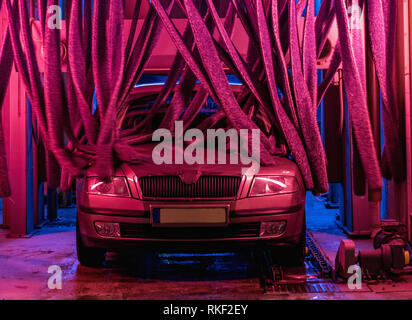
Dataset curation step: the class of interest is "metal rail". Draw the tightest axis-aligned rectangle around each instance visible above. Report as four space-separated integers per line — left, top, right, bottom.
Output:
256 232 335 294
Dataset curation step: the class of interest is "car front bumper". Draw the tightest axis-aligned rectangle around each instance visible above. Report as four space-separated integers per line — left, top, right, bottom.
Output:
77 198 305 250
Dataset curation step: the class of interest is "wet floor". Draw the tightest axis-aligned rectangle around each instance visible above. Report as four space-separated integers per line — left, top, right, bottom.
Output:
1 196 412 300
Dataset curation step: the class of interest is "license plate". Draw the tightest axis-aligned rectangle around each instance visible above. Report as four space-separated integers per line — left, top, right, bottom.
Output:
152 207 227 226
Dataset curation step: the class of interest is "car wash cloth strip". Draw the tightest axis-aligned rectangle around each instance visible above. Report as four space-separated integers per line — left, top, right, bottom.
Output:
162 2 237 131
4 0 62 188
151 0 275 166
68 0 98 145
0 1 13 197
0 0 386 198
95 2 167 179
288 0 328 194
255 0 314 189
367 0 406 181
10 0 86 182
44 0 88 179
182 0 276 165
159 4 212 131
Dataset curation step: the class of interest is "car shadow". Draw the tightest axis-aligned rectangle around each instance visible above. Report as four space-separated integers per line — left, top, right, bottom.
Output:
99 250 259 281
73 246 309 283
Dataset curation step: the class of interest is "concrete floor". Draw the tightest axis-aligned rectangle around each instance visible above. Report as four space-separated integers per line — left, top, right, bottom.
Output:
0 195 412 300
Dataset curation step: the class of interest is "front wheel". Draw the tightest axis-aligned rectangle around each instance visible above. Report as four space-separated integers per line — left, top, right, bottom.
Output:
285 222 307 266
76 221 106 267
270 221 307 266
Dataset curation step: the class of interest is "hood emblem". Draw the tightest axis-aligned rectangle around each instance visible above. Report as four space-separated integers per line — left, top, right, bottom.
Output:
179 170 201 184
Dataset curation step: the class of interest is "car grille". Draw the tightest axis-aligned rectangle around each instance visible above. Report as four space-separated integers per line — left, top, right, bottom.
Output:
138 175 242 199
119 223 260 239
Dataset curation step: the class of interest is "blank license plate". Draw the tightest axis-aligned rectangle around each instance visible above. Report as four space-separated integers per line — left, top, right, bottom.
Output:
152 207 227 226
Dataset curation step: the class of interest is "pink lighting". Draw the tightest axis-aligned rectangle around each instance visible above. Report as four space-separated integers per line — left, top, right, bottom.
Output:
0 0 403 200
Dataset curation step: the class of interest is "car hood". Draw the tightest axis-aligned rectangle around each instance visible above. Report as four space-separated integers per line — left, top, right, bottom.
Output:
122 143 299 178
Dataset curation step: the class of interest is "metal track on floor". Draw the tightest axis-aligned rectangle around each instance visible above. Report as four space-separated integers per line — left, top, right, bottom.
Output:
257 231 338 294
305 231 333 278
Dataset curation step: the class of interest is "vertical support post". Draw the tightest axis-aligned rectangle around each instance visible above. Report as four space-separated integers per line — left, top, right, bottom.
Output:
406 0 412 241
47 187 58 221
26 100 34 232
32 131 40 225
3 69 34 237
0 0 9 228
322 71 344 206
379 0 407 225
37 182 45 224
383 0 409 230
61 191 72 207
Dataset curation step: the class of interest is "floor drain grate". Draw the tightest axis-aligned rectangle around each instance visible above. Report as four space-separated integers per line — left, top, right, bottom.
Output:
267 281 342 294
257 231 338 294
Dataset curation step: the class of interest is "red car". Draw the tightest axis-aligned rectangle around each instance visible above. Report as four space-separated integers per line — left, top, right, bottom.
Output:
76 83 306 267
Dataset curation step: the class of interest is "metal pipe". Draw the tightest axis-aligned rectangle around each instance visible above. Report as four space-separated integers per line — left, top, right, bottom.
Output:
406 0 412 241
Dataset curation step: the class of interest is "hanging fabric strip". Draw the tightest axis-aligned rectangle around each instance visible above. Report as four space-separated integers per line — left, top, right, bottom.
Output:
44 0 86 178
0 0 388 199
255 0 314 189
335 0 382 194
68 0 98 145
367 0 406 181
288 0 328 193
182 0 275 164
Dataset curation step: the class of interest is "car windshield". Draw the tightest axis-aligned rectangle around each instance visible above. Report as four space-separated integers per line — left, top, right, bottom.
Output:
119 74 244 133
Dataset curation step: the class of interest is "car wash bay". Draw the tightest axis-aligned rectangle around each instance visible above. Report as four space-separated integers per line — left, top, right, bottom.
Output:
0 0 412 300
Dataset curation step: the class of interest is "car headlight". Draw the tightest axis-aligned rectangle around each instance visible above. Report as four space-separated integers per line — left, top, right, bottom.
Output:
86 177 131 197
249 176 299 197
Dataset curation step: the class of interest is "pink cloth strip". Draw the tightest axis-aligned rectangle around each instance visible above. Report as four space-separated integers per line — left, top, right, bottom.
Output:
0 0 401 199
